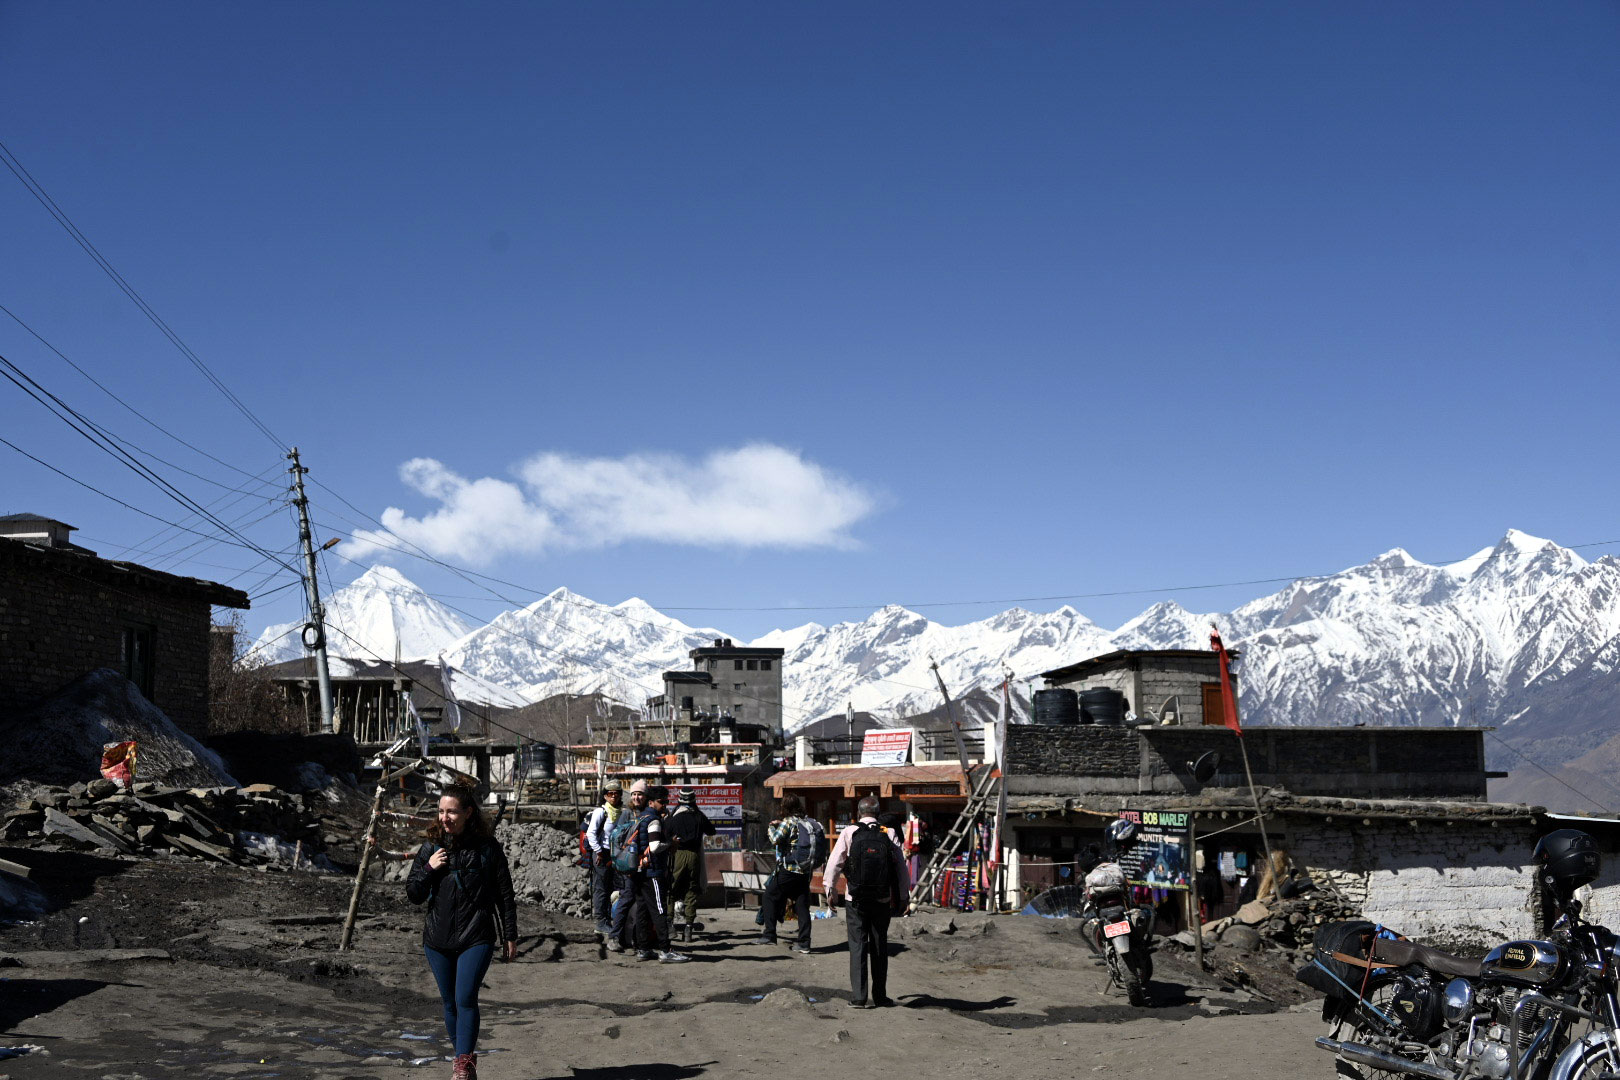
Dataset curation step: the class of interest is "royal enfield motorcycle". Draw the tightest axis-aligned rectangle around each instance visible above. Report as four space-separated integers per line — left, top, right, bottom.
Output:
1303 830 1620 1080
1080 819 1155 1007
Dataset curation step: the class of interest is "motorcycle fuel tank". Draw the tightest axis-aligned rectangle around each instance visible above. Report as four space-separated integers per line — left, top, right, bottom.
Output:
1479 940 1565 987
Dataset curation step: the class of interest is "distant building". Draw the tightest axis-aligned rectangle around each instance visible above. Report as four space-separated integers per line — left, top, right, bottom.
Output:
1038 648 1236 727
0 514 249 736
644 637 787 745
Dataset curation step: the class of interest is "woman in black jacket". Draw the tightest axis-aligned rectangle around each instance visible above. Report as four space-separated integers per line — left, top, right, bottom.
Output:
406 784 518 1080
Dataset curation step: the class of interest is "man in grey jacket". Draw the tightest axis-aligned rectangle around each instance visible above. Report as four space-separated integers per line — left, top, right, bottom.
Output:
583 780 622 937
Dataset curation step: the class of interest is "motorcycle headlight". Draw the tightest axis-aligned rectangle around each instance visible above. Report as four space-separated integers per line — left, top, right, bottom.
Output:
1441 978 1474 1024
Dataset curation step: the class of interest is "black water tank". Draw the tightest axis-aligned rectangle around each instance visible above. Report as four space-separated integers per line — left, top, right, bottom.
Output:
1031 688 1079 725
1080 688 1126 727
525 742 556 780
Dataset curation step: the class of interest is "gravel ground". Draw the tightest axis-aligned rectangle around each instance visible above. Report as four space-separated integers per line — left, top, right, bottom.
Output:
0 842 1329 1080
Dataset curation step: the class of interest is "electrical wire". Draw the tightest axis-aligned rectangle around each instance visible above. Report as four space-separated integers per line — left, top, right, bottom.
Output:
0 351 299 576
0 140 286 451
1484 731 1612 815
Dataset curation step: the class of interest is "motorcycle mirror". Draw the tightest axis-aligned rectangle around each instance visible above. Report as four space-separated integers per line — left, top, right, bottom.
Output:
1189 751 1220 784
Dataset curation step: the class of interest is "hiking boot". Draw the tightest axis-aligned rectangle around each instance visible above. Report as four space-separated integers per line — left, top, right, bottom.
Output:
635 950 656 961
790 943 812 954
751 936 776 946
604 939 625 953
873 995 895 1008
848 998 871 1009
658 949 691 963
452 1052 477 1080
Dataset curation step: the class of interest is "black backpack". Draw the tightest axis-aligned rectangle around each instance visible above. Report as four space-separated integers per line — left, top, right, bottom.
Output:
844 821 895 902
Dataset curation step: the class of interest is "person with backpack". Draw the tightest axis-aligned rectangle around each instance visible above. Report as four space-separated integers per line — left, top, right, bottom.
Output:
405 783 519 1080
583 779 623 938
605 780 647 953
666 787 717 944
754 793 826 954
615 783 690 963
823 795 910 1008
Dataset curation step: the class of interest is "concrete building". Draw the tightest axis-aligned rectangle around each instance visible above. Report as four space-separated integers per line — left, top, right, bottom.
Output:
0 516 249 736
644 637 786 745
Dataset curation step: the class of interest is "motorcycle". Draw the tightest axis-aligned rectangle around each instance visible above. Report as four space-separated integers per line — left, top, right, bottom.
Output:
1080 820 1154 1007
1303 829 1620 1080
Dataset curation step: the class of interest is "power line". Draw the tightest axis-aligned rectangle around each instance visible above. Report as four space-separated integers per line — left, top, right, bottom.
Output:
0 139 285 451
1485 730 1612 815
0 351 299 577
0 299 276 487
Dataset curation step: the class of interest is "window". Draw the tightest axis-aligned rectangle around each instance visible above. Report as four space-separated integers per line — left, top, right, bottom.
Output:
733 683 743 691
122 627 155 699
734 659 744 671
760 659 772 671
746 658 759 671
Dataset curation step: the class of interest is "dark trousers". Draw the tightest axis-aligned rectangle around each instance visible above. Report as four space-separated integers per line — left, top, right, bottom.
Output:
846 899 893 1001
610 869 634 945
670 849 704 924
422 942 494 1055
591 855 614 928
629 870 671 952
759 869 811 946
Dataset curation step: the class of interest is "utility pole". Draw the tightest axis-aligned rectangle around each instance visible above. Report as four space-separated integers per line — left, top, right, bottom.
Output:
927 656 972 772
288 447 335 734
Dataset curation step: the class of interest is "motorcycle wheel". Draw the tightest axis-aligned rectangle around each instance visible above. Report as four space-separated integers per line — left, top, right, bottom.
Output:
1121 953 1148 1007
1554 1039 1620 1080
1332 979 1416 1080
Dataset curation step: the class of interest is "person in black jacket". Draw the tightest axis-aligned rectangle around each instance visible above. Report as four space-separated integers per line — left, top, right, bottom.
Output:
406 784 518 1080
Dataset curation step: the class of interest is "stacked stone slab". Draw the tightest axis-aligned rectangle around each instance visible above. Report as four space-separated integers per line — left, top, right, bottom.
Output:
2 778 323 865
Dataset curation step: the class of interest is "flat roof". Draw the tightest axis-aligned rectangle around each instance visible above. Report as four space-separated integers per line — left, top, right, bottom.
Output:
1040 648 1234 683
0 534 249 608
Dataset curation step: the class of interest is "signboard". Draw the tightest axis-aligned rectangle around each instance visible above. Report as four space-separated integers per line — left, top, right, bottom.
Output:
695 783 743 852
860 730 912 766
1114 809 1191 891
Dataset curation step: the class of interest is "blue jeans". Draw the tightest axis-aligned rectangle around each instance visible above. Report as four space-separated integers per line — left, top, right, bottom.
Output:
423 942 494 1055
610 869 634 945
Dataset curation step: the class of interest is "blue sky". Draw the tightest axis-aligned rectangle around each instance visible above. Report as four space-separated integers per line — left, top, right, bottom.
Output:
2 3 1616 643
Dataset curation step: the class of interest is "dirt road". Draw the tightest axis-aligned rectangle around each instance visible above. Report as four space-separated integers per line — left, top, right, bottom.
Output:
1 849 1328 1079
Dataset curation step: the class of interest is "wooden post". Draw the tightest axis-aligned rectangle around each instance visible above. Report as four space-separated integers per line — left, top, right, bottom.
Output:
1187 815 1204 970
1234 734 1276 880
339 758 420 952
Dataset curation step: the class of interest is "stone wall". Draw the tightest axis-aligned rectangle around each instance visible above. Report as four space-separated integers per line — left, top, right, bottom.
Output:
0 543 222 736
1289 818 1541 949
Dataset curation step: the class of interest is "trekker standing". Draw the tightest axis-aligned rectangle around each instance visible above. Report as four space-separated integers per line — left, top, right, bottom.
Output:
627 785 690 963
405 783 519 1080
824 795 910 1008
666 787 716 943
755 793 825 954
605 780 647 953
583 779 623 938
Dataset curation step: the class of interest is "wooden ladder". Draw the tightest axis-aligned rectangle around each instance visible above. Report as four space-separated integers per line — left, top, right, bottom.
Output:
908 764 1000 910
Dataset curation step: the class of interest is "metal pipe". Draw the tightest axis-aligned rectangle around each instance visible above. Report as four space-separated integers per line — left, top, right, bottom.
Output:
1315 1037 1458 1080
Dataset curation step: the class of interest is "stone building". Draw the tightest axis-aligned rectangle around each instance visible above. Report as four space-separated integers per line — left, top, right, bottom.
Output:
0 516 249 736
1038 648 1234 727
643 638 786 744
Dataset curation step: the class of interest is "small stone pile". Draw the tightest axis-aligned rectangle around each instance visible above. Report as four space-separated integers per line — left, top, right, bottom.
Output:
495 821 591 918
2 778 324 866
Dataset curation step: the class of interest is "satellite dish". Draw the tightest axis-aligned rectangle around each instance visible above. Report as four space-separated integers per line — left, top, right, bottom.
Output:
1189 751 1220 784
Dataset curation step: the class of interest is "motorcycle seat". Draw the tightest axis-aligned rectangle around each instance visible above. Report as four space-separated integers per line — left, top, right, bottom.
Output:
1371 937 1483 979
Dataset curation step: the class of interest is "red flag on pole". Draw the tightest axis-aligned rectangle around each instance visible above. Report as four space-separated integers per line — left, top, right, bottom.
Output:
1209 626 1243 737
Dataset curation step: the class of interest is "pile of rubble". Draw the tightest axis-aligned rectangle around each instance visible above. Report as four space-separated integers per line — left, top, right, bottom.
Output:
495 821 591 918
1173 886 1363 954
2 778 326 867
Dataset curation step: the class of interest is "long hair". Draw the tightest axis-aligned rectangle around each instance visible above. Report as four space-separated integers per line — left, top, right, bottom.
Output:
425 783 489 847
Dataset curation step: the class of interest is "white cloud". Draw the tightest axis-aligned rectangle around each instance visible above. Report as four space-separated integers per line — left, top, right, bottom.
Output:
344 444 874 564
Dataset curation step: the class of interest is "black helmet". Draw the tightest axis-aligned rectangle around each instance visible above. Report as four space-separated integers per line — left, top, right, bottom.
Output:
1106 818 1139 848
1532 829 1600 893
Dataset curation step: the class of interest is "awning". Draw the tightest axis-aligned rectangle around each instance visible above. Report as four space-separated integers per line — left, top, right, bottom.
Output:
764 763 967 798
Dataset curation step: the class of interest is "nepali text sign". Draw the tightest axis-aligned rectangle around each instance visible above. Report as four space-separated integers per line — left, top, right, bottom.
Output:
695 783 743 852
860 730 912 766
1115 809 1191 891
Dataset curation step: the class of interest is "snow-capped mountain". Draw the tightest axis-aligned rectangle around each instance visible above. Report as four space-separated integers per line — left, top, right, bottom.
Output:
251 566 473 666
247 531 1620 774
442 588 725 704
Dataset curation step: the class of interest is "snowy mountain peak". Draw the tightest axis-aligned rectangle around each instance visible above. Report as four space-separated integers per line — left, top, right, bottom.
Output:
1370 547 1428 569
351 565 420 591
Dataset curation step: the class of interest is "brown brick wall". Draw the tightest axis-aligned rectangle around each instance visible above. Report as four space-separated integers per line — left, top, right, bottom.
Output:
0 546 218 735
